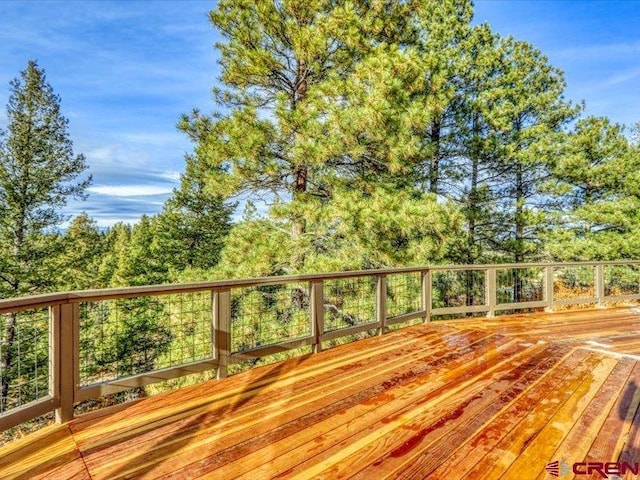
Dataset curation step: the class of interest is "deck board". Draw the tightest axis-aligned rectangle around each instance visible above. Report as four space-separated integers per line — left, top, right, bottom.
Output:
0 424 90 480
3 307 640 479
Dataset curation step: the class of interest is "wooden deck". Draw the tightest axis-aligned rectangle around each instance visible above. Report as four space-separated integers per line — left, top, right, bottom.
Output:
3 307 640 479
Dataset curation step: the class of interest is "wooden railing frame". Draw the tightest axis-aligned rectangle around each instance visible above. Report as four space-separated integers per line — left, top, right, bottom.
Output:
376 275 387 335
421 270 432 322
485 268 497 317
311 281 324 353
214 288 231 380
1 260 640 432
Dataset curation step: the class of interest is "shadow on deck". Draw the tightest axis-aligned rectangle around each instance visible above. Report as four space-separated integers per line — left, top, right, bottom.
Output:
3 307 640 479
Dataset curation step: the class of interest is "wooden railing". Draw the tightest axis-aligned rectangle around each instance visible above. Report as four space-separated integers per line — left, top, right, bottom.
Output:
1 260 639 432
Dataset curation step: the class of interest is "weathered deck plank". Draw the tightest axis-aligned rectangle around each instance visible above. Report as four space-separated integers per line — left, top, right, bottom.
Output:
2 307 640 479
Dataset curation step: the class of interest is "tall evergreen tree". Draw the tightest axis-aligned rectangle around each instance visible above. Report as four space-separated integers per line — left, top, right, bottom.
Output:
153 155 233 274
414 1 474 195
546 117 638 260
184 0 473 274
182 0 361 242
60 213 105 290
0 61 91 296
0 60 90 408
444 24 505 265
489 38 580 263
114 215 167 287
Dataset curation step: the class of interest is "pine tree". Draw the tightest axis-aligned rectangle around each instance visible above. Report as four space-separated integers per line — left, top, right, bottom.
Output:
61 213 105 290
0 60 90 409
414 1 474 195
97 223 131 288
183 0 474 274
182 0 361 242
489 38 580 263
445 24 505 265
114 215 167 287
154 155 233 274
546 117 638 260
0 61 91 296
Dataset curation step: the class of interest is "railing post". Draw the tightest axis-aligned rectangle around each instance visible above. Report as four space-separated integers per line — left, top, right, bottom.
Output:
596 264 605 308
422 270 431 323
311 280 324 353
52 302 77 424
545 266 554 313
486 268 496 318
376 274 387 335
213 288 231 380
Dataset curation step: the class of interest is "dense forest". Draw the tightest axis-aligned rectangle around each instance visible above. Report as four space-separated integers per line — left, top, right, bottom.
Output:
1 0 640 424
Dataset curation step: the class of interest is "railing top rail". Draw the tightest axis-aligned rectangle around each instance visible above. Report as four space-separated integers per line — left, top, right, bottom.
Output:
429 260 640 271
1 260 639 313
0 265 428 311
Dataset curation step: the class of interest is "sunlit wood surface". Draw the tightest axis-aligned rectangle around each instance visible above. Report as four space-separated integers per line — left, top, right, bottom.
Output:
3 307 640 479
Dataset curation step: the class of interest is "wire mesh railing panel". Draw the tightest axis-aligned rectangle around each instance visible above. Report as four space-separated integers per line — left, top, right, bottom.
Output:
553 266 594 301
431 270 486 309
155 292 214 368
323 276 376 332
386 272 422 318
79 291 213 387
0 308 49 414
604 264 640 297
496 267 544 305
230 282 311 354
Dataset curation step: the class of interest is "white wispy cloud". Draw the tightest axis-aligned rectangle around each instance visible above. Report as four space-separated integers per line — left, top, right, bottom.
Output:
85 147 114 162
600 67 640 88
158 171 181 182
88 185 175 197
92 217 138 228
118 131 187 147
552 41 640 62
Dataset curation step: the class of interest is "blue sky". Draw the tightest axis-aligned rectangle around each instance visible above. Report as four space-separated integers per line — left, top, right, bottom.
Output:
0 0 638 227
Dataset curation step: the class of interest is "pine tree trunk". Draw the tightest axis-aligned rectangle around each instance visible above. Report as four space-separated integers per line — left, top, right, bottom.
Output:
291 164 307 237
466 157 480 312
467 117 481 266
465 117 481 313
291 57 308 241
290 164 307 269
429 119 442 195
514 160 524 302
